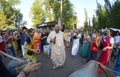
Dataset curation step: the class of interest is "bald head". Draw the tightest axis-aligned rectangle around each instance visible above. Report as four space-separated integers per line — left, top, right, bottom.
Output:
55 24 60 33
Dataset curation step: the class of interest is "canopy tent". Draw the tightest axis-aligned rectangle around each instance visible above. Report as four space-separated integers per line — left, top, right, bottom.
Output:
110 28 120 33
37 23 47 28
101 28 120 33
36 21 57 28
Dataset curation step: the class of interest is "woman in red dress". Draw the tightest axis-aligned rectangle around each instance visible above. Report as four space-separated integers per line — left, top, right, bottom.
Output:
0 32 5 52
98 30 114 74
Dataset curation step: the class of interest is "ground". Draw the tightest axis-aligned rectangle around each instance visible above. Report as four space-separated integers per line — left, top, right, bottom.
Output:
3 46 115 77
29 47 86 77
28 47 111 77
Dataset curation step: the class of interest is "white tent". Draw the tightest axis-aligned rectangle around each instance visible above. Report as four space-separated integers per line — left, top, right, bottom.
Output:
110 28 120 33
101 28 120 33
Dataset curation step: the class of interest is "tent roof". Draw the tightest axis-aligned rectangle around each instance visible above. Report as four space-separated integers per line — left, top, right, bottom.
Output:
110 28 120 33
101 28 120 33
37 21 57 28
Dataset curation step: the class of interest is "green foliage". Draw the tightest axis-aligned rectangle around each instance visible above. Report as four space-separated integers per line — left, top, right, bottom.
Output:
31 0 46 27
93 0 120 29
109 2 120 28
92 15 98 29
53 0 77 29
96 6 109 28
0 10 7 30
0 0 22 30
31 0 77 29
43 0 54 21
83 8 88 29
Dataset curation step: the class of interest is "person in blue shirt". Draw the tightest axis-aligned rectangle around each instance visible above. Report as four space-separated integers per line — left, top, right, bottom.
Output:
20 27 27 58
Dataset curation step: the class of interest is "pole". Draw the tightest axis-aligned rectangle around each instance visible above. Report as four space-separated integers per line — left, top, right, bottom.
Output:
60 0 62 28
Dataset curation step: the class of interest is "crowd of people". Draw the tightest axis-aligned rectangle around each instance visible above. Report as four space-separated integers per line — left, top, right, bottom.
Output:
68 28 120 76
0 24 120 77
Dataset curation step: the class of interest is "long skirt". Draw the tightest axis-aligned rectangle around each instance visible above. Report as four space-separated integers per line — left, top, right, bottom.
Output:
87 50 98 62
71 39 79 56
39 42 43 52
0 42 5 52
80 43 89 57
98 50 111 74
12 41 18 55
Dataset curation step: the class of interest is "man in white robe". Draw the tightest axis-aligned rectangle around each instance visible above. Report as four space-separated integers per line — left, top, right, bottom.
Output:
47 24 66 69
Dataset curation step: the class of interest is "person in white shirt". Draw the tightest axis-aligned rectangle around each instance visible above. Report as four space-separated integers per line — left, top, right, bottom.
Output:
47 24 66 69
114 32 120 48
113 31 120 60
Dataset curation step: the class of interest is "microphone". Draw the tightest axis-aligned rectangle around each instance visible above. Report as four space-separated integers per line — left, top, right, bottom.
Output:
53 36 56 44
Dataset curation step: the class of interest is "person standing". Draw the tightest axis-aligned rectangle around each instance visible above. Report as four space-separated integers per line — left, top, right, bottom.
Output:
20 27 27 58
114 32 120 49
64 29 69 47
98 29 114 74
3 28 16 56
87 30 101 62
47 24 66 69
12 31 20 56
24 28 40 62
41 29 50 56
113 32 120 60
113 42 120 77
40 29 48 52
71 35 79 56
33 29 41 49
80 30 91 57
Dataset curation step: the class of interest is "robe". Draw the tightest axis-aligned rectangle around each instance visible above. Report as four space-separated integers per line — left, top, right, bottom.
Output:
47 31 66 67
71 38 79 56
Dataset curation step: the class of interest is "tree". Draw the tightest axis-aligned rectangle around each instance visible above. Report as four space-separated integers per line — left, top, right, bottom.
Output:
93 2 110 29
0 0 22 29
42 0 54 21
31 0 46 27
109 1 120 28
94 0 120 29
83 8 88 29
53 0 77 29
92 15 98 29
14 9 23 28
0 10 7 30
31 0 77 29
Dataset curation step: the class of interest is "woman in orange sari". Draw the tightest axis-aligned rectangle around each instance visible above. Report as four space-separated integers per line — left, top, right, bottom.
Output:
32 29 41 49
